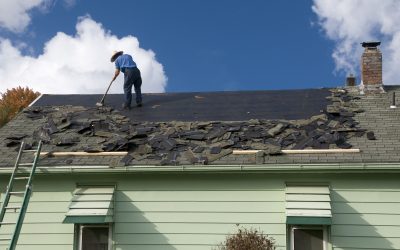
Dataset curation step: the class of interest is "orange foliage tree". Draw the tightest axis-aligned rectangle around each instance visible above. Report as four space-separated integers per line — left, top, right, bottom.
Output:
0 87 40 127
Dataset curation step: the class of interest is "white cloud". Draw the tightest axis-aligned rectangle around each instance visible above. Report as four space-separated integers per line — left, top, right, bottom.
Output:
62 0 76 9
312 0 400 84
0 0 53 33
0 16 167 94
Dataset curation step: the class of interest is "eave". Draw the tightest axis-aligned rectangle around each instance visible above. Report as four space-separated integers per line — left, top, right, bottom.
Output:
1 163 400 174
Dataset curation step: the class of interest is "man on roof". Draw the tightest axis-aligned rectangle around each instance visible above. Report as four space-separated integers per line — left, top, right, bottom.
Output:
111 51 142 109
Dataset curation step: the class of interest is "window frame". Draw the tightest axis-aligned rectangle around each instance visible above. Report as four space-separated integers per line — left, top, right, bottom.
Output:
289 225 330 250
77 223 113 250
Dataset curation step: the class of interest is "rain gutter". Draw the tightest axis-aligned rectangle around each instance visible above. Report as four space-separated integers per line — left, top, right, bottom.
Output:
1 163 400 174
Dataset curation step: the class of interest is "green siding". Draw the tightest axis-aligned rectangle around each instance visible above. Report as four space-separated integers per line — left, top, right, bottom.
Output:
116 201 285 212
10 245 72 250
331 183 400 250
1 223 72 233
115 211 284 223
333 202 400 214
1 173 400 249
115 222 287 234
332 190 400 202
333 214 400 226
114 246 287 250
332 236 400 249
115 234 286 245
332 225 400 238
117 190 283 201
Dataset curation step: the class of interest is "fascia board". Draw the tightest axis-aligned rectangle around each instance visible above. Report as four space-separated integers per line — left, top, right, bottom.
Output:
1 163 400 174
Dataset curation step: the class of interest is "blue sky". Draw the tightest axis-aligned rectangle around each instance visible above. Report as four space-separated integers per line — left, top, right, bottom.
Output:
34 0 336 91
0 0 398 94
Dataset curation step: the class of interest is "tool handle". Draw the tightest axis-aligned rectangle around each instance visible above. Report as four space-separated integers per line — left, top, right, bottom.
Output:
104 79 114 95
100 79 115 103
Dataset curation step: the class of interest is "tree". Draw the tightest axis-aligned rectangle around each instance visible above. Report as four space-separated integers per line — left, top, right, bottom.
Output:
0 87 40 127
215 227 276 250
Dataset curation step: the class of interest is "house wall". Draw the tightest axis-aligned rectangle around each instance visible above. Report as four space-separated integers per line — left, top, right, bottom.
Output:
1 171 400 250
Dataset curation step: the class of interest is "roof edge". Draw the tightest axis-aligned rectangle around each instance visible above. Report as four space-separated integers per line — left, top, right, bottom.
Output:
28 93 43 107
37 88 332 97
1 163 400 174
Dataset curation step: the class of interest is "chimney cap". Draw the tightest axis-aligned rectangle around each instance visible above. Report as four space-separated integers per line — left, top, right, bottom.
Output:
361 41 381 48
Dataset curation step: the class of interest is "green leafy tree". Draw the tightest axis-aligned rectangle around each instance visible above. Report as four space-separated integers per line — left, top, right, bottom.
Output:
215 227 276 250
0 86 40 127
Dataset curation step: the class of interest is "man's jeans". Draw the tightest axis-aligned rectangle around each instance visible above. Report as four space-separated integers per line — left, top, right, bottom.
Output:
123 67 142 107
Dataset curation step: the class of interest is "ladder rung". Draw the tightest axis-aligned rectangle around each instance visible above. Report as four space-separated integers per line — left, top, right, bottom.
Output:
9 192 25 195
5 206 21 209
14 177 29 180
19 163 34 166
23 149 38 152
0 222 16 225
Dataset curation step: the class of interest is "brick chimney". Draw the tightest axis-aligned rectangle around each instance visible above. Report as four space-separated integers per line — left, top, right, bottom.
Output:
360 41 384 93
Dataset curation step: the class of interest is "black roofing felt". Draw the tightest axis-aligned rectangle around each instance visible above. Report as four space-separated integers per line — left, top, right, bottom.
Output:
33 89 331 122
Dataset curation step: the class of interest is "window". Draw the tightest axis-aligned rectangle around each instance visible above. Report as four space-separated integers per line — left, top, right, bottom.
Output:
77 224 112 250
290 226 329 250
286 184 332 249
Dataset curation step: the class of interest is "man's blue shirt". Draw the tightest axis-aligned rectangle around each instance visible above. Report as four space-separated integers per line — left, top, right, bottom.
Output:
115 54 137 73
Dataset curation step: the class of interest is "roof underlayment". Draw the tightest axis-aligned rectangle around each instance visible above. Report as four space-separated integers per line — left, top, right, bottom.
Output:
32 89 331 122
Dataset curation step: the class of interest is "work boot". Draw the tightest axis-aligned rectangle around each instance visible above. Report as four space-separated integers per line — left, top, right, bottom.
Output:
136 102 142 107
122 103 131 110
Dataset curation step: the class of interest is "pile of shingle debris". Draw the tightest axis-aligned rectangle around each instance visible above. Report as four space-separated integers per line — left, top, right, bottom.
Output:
4 88 375 165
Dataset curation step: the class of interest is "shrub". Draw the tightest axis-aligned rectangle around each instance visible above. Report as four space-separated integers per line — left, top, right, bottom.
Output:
0 86 40 127
215 227 276 250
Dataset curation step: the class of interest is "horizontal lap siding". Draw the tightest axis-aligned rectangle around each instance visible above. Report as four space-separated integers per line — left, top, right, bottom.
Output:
113 189 286 249
115 211 284 223
115 222 286 234
115 233 286 245
2 173 400 250
0 176 75 249
9 245 72 250
0 191 74 249
331 189 400 250
331 236 400 249
0 175 287 249
114 246 287 250
113 175 287 249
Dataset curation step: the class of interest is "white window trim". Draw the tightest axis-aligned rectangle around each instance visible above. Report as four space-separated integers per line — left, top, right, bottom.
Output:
78 223 113 250
290 225 330 250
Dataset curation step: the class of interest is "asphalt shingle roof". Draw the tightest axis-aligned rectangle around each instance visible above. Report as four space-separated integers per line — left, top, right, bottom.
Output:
0 86 399 167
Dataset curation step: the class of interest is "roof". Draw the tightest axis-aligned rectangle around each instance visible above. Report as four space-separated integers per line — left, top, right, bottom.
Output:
0 87 399 168
32 89 331 122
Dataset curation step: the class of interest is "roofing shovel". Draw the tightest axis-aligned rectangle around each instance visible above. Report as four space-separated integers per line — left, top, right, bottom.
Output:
96 79 115 107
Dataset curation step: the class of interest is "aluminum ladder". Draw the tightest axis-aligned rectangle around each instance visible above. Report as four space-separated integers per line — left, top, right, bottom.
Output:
0 141 42 250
